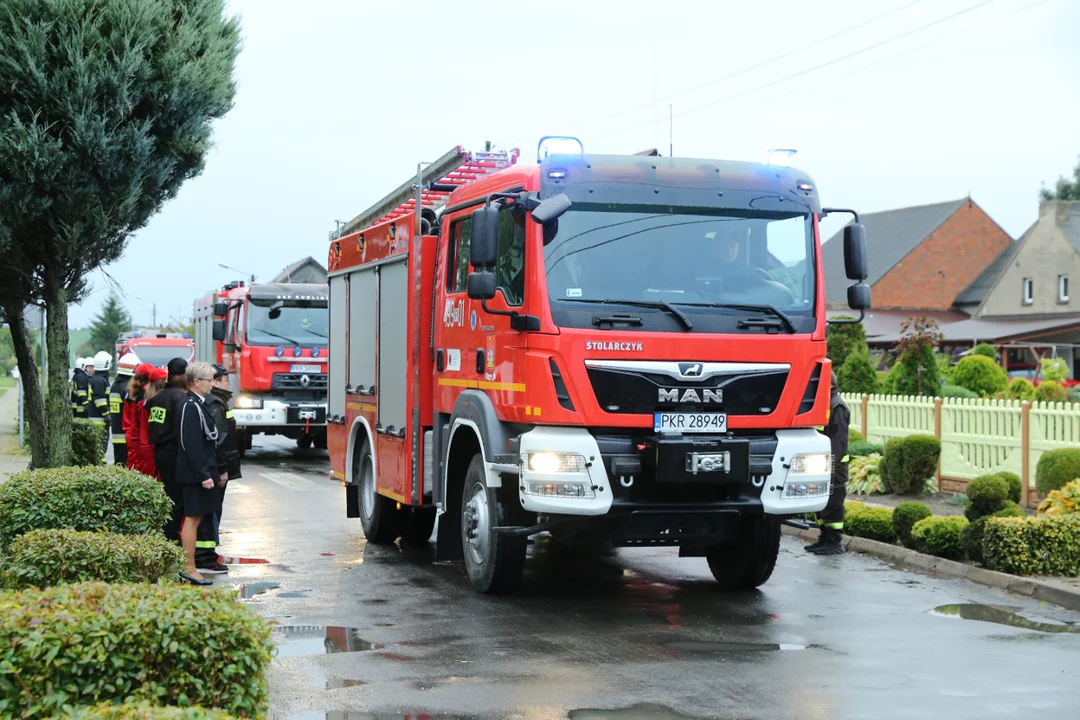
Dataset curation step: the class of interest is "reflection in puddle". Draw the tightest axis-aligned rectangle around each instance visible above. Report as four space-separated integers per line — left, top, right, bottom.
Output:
932 604 1080 634
236 582 280 600
274 626 384 657
666 640 807 653
570 703 707 720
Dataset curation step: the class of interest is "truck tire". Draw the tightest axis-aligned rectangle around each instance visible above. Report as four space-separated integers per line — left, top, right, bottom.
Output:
706 515 781 591
297 434 313 450
357 439 401 543
402 507 437 547
460 453 526 594
314 431 328 450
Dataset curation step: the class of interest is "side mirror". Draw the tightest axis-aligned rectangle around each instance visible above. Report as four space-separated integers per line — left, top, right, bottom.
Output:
467 271 496 300
470 205 499 269
847 283 871 311
212 319 226 342
531 193 572 224
268 300 284 320
843 223 868 281
213 301 227 318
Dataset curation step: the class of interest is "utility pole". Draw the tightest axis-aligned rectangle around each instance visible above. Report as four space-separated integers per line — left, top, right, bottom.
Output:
153 303 157 329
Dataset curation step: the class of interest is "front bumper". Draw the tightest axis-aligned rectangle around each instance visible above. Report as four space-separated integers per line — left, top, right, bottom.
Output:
232 398 327 428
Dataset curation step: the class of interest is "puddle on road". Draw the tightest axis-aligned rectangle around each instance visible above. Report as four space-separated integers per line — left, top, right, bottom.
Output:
218 555 270 565
666 640 807 653
236 582 280 600
278 589 313 599
274 626 385 657
932 604 1080 634
570 703 713 720
289 714 473 720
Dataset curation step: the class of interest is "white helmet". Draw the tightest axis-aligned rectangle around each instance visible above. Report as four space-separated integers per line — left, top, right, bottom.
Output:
116 352 139 377
93 350 113 372
75 357 87 370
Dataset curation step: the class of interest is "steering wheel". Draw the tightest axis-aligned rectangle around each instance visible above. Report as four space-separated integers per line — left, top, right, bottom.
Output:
731 266 773 282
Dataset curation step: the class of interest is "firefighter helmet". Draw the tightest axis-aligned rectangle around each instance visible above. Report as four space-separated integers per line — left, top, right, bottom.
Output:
93 350 113 372
116 352 139 377
76 357 88 370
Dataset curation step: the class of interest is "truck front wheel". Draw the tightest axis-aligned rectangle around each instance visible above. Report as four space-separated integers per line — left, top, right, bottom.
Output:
460 453 526 594
706 515 781 591
357 439 401 543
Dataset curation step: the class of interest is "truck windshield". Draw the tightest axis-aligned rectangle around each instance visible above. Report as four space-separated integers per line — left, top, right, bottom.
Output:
543 208 816 332
129 345 194 366
246 303 328 347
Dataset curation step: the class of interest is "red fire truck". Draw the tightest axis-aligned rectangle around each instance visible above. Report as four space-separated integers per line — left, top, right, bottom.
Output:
194 280 330 452
326 142 871 594
115 330 195 368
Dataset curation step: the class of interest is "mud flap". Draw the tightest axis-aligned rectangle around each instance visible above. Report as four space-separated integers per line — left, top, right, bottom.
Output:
434 506 463 561
345 483 360 519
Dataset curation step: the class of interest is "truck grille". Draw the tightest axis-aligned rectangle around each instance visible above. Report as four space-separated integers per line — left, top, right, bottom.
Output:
271 373 329 392
585 366 788 415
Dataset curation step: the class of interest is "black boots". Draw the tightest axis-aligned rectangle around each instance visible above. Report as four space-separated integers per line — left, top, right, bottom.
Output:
805 528 846 555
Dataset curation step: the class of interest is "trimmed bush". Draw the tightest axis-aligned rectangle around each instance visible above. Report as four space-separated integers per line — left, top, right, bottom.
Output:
1 529 184 590
838 352 880 395
952 355 1008 398
1008 378 1036 402
848 427 865 444
0 466 170 549
849 440 884 457
1035 448 1080 496
998 471 1023 504
961 517 989 564
1040 357 1069 382
826 320 868 367
880 435 941 496
66 702 235 719
892 501 932 548
941 384 979 399
911 515 968 560
0 582 273 718
982 515 1080 576
971 343 997 359
844 502 896 542
72 418 106 466
1035 380 1069 403
1037 478 1080 516
965 474 1009 517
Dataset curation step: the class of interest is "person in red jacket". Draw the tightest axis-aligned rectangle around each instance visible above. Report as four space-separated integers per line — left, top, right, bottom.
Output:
127 364 166 478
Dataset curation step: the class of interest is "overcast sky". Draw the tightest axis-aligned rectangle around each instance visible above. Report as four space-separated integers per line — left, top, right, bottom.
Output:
70 0 1078 329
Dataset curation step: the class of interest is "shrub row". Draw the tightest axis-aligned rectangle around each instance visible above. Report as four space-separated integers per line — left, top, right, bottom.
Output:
1035 447 1080 496
0 582 273 718
844 502 896 543
67 703 237 719
911 516 968 560
982 515 1080 576
1 529 184 590
72 418 107 467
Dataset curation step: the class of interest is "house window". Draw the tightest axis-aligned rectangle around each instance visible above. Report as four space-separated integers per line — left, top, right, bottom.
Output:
1023 277 1033 305
1059 275 1070 304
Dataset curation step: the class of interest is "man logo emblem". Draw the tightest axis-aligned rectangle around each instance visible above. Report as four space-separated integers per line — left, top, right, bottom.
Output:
678 362 704 378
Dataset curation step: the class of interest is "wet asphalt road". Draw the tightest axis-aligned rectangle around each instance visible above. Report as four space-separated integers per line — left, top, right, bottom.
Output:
215 437 1080 720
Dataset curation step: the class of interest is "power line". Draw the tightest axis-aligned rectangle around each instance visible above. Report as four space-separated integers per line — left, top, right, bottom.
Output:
568 0 929 133
595 0 1001 143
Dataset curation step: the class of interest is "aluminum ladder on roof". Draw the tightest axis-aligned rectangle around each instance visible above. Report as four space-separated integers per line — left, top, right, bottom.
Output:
329 146 520 241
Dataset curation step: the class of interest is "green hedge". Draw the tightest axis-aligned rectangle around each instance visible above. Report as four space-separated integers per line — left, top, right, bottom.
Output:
961 504 1024 564
0 466 169 549
911 516 968 560
971 344 997 359
965 474 1008 519
71 419 106 467
1035 448 1080 496
0 582 273 718
941 384 979 399
1007 378 1036 401
1035 380 1069 403
850 440 884 457
848 428 865 444
1 530 184 590
892 501 931 548
952 355 1008 397
845 502 896 543
998 472 1023 504
880 435 941 495
66 703 236 719
982 515 1080 576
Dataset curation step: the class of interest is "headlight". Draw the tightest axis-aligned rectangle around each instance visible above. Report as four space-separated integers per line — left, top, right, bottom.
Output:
526 452 586 474
236 395 262 409
790 453 830 475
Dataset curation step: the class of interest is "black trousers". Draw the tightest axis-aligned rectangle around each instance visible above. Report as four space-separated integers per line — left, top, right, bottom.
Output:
154 448 183 542
819 463 848 529
112 442 128 468
195 485 225 565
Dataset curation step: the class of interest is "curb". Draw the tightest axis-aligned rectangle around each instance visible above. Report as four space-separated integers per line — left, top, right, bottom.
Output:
782 525 1080 613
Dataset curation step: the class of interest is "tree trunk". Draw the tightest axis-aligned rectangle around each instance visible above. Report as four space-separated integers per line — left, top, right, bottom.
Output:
43 267 72 467
0 303 48 468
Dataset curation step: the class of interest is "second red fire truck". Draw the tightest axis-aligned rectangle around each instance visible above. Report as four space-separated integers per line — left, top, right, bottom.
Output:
326 141 871 594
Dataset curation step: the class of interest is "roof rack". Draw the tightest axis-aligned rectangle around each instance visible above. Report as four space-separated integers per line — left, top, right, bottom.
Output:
330 145 519 240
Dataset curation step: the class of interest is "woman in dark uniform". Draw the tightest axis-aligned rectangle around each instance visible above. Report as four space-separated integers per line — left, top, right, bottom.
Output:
175 362 221 585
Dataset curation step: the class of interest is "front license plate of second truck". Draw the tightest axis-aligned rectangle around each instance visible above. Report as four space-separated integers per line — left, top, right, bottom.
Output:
653 412 728 434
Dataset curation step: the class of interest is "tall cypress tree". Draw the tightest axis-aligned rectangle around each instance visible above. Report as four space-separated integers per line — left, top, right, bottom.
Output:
87 293 133 359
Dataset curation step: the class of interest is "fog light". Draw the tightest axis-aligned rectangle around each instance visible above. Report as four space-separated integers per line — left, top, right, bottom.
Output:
790 453 830 475
527 452 585 474
782 480 830 499
236 395 262 409
522 481 595 499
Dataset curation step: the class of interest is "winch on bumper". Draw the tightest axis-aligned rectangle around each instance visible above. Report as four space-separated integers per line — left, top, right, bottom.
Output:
510 425 832 545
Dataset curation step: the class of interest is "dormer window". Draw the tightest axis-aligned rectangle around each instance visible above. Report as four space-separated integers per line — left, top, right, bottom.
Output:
1059 275 1070 304
1023 277 1034 305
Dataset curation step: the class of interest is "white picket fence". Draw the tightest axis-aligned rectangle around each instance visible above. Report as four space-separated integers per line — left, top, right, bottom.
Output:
841 393 1080 506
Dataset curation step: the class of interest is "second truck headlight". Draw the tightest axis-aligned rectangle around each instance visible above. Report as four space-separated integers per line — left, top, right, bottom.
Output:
527 452 586 474
789 453 830 475
236 395 262 409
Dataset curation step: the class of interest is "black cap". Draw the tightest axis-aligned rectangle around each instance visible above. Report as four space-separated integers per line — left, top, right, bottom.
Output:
212 364 229 379
167 358 188 377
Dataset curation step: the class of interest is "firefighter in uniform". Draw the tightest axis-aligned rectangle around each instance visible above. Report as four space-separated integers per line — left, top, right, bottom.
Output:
805 371 849 556
109 353 138 467
195 363 240 574
85 354 112 456
71 358 90 417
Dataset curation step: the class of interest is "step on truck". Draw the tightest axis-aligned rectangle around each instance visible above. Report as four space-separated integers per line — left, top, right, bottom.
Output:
194 280 330 452
326 141 871 594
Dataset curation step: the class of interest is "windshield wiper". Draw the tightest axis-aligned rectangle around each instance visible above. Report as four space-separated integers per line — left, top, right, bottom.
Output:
562 298 693 331
679 302 797 334
253 329 303 346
